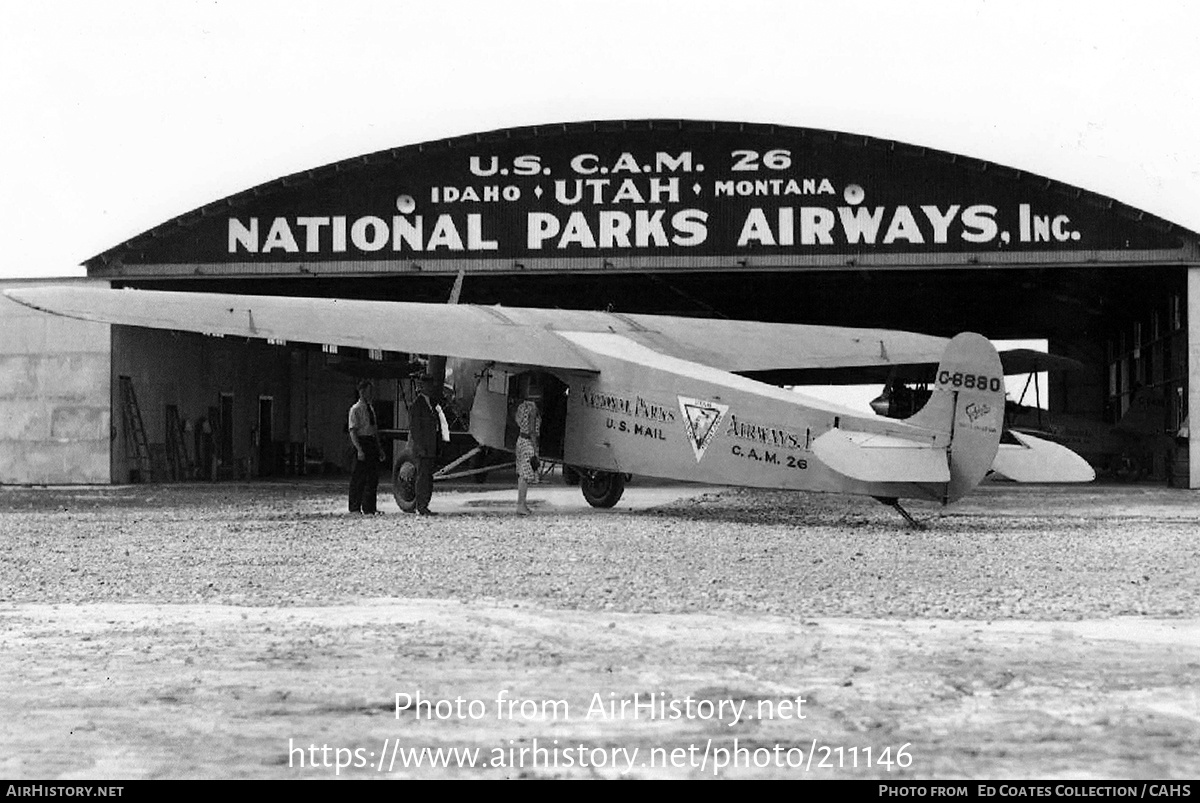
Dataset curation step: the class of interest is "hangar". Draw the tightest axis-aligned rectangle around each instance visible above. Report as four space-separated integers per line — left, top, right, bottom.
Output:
2 120 1198 488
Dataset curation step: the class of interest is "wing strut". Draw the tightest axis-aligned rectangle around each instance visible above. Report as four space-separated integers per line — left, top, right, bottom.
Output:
873 496 927 530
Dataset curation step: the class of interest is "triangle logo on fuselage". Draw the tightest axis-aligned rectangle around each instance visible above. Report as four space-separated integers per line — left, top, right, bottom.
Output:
678 396 728 462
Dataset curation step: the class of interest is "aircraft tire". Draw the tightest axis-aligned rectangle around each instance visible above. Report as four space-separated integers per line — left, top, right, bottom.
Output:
392 454 418 512
581 470 625 508
562 465 581 485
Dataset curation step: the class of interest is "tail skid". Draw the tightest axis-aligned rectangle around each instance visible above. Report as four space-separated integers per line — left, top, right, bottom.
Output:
874 496 928 529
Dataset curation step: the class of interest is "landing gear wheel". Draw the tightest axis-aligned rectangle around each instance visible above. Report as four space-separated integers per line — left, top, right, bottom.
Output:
580 470 625 508
392 455 418 512
562 465 581 485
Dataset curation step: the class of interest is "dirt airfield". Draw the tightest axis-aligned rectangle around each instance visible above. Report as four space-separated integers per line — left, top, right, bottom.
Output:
2 477 1198 779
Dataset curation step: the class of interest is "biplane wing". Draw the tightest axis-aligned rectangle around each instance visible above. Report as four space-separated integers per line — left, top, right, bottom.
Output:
990 429 1097 483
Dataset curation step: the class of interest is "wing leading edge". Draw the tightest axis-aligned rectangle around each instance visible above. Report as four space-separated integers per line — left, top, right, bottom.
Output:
4 286 599 372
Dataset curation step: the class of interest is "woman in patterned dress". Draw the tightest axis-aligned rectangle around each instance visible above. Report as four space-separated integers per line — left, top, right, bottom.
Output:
514 384 542 515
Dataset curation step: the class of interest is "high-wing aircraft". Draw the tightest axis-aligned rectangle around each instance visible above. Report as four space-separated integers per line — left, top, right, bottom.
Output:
3 286 1092 525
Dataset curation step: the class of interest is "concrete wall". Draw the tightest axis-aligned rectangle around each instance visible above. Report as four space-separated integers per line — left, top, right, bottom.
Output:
0 279 112 484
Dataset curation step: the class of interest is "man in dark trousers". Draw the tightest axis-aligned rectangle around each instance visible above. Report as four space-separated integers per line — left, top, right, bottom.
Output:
348 379 385 514
409 374 441 516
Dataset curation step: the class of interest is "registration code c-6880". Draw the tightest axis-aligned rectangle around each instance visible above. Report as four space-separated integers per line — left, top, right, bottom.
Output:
937 371 1003 393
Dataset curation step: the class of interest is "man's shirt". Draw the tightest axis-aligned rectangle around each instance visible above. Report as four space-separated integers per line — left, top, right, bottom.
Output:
349 399 378 438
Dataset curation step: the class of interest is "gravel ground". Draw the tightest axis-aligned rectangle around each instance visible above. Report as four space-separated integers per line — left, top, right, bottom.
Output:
2 479 1198 619
3 479 1199 779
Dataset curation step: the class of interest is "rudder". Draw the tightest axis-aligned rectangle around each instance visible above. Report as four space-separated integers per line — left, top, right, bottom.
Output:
905 332 1005 503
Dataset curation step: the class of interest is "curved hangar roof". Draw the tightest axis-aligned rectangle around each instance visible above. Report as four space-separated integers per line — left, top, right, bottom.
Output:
86 120 1200 278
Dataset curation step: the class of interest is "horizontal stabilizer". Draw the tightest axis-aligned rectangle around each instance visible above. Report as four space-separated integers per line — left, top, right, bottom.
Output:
990 430 1096 483
812 428 950 483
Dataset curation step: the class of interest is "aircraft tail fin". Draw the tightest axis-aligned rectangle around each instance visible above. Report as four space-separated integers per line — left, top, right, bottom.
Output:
905 332 1006 503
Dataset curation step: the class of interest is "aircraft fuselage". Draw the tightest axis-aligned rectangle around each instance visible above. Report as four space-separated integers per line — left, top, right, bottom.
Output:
468 332 958 502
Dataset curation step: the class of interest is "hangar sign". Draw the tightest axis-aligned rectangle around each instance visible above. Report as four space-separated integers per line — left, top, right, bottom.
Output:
103 123 1185 267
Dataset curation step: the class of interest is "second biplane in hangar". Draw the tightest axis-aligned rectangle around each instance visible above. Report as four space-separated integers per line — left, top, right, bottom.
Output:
863 350 1099 484
4 285 1093 525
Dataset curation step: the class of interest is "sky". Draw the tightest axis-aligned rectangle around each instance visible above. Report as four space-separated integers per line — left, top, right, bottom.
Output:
4 0 1193 411
1 0 1198 281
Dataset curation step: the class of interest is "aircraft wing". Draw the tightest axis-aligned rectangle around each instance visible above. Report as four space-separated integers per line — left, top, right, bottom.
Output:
990 430 1097 483
3 286 953 375
4 286 601 371
998 349 1085 376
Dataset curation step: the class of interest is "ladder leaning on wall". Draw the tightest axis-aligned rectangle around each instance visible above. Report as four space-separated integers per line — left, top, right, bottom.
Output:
164 404 192 481
117 375 152 483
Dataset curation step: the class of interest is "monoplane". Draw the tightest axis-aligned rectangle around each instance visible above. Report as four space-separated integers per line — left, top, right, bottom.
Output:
4 286 1093 525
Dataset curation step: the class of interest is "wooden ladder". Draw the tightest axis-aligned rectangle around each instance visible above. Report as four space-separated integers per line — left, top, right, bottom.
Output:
118 375 152 482
164 404 191 481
